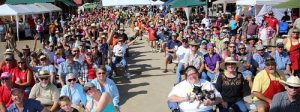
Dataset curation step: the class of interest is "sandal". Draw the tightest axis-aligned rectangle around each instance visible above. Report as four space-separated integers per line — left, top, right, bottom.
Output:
163 69 168 73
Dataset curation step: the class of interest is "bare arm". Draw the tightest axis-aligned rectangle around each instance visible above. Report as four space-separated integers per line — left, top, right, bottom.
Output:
50 73 55 84
0 102 5 112
16 70 33 86
168 95 188 103
59 75 65 87
50 102 58 112
33 35 38 52
252 91 272 104
95 93 113 112
127 37 138 46
286 64 292 76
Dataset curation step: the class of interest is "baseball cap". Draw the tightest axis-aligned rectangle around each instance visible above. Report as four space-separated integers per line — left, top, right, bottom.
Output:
1 72 11 79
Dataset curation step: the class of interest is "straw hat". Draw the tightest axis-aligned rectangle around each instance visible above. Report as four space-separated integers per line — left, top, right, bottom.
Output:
280 76 300 87
37 70 50 78
220 57 240 70
22 45 30 50
188 40 200 46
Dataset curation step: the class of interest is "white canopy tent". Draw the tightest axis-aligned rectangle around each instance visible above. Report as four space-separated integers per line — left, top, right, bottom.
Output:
0 4 35 41
27 4 51 13
236 0 287 6
102 0 164 6
35 3 62 12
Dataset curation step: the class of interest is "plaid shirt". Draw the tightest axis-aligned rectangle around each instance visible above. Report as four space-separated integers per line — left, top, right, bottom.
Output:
81 61 98 83
58 61 82 80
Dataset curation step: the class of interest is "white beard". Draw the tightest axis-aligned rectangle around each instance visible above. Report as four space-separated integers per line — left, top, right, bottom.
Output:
41 83 49 88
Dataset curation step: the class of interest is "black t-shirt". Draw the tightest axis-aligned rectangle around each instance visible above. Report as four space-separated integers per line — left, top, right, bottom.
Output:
216 72 244 103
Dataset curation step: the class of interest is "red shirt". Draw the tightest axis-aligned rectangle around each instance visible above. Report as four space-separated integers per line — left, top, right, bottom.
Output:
148 28 157 41
0 86 12 108
16 69 35 88
0 63 20 86
265 17 278 30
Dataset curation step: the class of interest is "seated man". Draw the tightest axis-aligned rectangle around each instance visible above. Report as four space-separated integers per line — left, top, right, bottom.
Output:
271 42 292 78
252 57 286 112
168 66 222 112
0 72 14 111
29 70 59 112
270 76 300 112
7 88 48 112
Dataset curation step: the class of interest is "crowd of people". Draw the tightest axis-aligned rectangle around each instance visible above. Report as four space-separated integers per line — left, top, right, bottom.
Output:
0 5 300 112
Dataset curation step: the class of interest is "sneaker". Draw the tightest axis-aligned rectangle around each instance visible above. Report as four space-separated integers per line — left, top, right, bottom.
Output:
124 72 131 79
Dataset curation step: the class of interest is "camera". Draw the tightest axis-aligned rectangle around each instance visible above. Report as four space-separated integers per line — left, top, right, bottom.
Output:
192 85 216 101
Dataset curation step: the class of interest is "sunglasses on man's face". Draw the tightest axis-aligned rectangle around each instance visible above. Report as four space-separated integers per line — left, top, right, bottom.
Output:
288 86 300 89
40 77 49 81
84 87 92 93
6 59 13 62
68 78 76 82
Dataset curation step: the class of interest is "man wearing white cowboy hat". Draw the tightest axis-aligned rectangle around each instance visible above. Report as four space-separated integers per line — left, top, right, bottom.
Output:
270 76 300 112
29 70 59 112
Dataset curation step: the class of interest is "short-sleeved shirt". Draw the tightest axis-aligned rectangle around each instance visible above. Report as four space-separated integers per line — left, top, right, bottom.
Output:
184 51 204 69
265 17 279 30
270 91 300 112
237 53 253 72
203 53 222 71
113 44 128 57
167 40 181 53
0 86 12 108
272 51 291 70
176 46 190 63
6 99 44 112
33 64 56 74
168 79 222 112
29 83 59 105
252 70 284 101
58 61 82 80
252 52 270 70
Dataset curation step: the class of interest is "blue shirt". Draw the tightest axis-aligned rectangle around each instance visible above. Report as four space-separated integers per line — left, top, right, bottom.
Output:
58 61 82 80
252 52 270 70
60 83 87 106
6 99 44 112
167 40 181 53
272 51 291 70
91 78 119 106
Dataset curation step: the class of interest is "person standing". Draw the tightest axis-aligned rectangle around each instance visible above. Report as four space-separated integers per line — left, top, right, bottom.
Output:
283 28 300 75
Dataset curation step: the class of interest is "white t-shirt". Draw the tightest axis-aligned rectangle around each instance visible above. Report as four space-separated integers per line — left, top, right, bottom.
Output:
113 44 128 57
201 18 211 28
168 80 222 112
176 46 190 63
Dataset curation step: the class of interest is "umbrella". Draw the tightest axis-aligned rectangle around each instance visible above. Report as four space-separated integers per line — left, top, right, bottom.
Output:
168 0 206 8
273 0 300 8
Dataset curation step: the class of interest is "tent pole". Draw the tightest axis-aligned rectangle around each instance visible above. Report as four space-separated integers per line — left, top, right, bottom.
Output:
16 16 19 41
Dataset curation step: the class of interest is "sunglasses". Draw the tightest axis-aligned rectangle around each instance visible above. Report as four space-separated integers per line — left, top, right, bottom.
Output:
6 59 13 61
1 78 9 81
98 72 106 75
92 47 97 49
73 50 79 52
68 78 76 82
239 48 245 50
229 46 235 48
288 86 299 89
226 63 236 65
40 77 49 81
292 32 299 33
84 87 92 92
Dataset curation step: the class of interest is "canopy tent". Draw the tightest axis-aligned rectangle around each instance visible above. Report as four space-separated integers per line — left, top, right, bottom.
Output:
14 5 42 15
212 0 237 13
273 0 300 8
0 4 35 41
35 3 62 12
5 0 55 5
82 3 98 9
236 0 287 6
168 0 206 8
102 0 164 6
26 4 51 13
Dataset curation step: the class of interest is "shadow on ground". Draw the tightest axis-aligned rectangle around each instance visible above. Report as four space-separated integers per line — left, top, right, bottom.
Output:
118 82 149 105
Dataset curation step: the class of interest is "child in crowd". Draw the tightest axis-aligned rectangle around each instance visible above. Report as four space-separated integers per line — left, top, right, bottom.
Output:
58 96 79 112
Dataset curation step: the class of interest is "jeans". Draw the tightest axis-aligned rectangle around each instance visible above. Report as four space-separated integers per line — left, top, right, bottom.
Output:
218 100 248 112
38 32 45 43
176 62 185 83
201 71 217 82
112 56 128 71
105 64 112 77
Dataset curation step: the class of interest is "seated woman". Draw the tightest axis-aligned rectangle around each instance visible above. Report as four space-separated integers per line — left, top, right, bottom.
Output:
84 82 115 112
60 73 87 108
15 58 35 95
216 57 248 112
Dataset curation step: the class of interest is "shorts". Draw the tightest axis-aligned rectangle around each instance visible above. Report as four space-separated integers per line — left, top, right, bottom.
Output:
166 53 174 61
254 99 267 107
